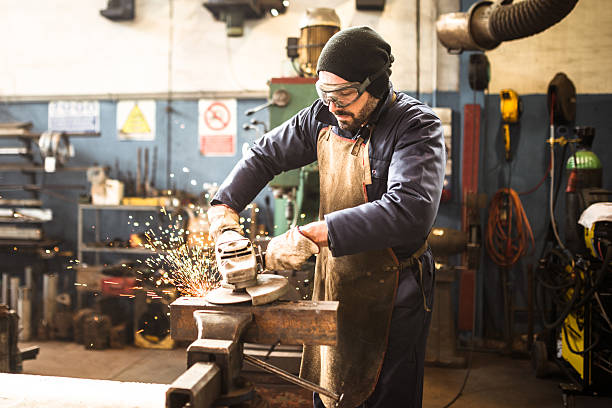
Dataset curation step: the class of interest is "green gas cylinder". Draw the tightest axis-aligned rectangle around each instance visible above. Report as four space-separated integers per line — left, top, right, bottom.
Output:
565 127 603 254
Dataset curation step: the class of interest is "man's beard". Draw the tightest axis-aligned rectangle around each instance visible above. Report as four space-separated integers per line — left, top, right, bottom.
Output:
334 96 380 133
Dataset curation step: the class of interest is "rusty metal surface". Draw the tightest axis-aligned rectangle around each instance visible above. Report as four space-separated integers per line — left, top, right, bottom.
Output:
170 297 338 345
194 311 252 341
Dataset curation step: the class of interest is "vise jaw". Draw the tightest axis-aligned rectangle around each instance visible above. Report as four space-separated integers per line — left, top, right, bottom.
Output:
166 311 254 408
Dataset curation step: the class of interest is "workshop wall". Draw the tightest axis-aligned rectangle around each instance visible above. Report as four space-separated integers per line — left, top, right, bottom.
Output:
1 0 611 342
0 0 460 98
449 0 612 339
0 99 272 257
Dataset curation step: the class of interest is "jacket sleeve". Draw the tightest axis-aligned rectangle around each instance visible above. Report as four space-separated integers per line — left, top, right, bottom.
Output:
212 104 320 212
325 108 446 257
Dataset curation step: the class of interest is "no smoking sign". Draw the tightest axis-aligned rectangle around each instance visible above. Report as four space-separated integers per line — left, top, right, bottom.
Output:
198 99 237 156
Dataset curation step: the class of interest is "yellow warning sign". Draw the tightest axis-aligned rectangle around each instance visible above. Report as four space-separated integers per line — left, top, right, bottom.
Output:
121 104 151 134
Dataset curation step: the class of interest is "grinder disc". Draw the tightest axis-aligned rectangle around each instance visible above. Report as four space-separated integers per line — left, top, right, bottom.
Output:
205 274 288 306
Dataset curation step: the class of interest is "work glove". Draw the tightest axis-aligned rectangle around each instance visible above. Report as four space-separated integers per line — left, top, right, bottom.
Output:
207 205 242 243
265 227 319 271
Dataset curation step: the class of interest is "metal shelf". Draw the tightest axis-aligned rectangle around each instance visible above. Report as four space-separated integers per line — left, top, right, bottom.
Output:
79 245 156 255
0 164 98 172
77 203 173 262
79 204 172 211
0 218 47 224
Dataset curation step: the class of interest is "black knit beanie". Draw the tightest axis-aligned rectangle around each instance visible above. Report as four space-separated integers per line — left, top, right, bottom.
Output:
317 26 393 99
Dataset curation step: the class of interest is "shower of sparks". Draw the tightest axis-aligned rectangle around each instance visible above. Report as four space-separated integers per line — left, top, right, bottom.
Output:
139 208 221 297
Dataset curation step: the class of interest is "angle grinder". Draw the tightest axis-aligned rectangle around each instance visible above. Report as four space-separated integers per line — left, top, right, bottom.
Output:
206 230 288 306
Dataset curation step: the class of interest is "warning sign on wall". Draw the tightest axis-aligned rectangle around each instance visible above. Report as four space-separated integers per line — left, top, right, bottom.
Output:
198 99 237 156
48 101 100 133
117 100 156 141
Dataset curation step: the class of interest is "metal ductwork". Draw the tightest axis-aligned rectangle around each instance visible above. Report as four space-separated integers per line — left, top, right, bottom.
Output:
436 0 579 54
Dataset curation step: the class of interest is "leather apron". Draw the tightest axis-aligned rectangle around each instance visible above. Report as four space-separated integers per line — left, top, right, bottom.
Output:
299 125 400 408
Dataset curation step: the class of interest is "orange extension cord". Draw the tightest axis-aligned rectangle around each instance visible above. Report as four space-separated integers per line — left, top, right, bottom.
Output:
486 188 535 267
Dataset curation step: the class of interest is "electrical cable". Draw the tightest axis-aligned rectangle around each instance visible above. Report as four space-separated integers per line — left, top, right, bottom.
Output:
594 292 612 332
486 188 535 267
548 91 567 251
563 323 600 355
441 347 472 408
518 158 551 196
536 249 581 330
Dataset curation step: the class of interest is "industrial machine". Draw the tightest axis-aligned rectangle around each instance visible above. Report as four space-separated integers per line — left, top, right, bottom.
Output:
425 227 468 367
532 73 612 403
243 8 340 236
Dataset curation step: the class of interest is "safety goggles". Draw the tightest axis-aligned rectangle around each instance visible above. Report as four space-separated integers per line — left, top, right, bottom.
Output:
316 81 365 108
316 58 392 108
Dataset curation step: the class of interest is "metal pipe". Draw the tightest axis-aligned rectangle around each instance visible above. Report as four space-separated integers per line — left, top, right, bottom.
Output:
436 0 578 53
24 266 33 289
243 354 343 406
43 274 58 325
18 287 32 341
10 277 20 312
1 273 8 305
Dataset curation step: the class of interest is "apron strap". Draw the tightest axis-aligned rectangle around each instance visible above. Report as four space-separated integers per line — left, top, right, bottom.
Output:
398 241 431 312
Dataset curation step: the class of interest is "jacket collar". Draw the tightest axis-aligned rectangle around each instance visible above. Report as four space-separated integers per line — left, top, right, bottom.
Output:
315 82 395 135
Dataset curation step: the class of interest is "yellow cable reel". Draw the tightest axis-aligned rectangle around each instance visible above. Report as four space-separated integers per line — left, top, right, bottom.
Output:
500 89 522 161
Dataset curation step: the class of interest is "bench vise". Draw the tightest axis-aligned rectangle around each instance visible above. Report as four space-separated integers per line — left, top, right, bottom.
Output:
165 297 341 408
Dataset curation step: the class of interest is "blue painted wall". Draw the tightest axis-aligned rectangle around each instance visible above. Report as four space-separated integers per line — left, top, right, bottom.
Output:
2 89 611 338
0 99 272 263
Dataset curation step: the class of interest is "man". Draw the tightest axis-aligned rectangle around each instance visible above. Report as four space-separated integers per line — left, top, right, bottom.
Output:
208 26 445 408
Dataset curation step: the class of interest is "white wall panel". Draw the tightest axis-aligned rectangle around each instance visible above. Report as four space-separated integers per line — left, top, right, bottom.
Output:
0 0 457 98
486 0 612 95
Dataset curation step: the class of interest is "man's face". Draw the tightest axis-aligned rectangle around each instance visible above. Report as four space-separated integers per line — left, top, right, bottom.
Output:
318 71 380 133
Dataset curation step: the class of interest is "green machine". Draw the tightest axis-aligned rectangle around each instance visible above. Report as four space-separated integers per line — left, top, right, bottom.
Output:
262 8 341 236
245 8 340 236
267 77 320 235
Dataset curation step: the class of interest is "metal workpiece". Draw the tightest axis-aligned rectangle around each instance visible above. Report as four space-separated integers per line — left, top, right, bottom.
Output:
166 362 221 408
170 297 338 345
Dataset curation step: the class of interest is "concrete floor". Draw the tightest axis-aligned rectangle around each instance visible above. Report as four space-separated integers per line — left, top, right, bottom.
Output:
12 340 612 408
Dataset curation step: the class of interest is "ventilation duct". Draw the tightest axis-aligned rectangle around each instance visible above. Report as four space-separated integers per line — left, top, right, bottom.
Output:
436 0 578 54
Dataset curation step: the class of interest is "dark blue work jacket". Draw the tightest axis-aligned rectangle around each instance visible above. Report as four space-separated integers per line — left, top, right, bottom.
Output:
213 84 446 261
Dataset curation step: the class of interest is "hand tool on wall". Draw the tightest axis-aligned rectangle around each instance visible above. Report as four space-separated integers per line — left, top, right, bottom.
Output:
136 147 142 197
151 146 158 189
499 89 522 161
143 147 150 197
245 89 290 116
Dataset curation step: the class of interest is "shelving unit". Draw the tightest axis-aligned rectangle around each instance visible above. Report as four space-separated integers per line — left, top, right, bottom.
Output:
77 204 171 263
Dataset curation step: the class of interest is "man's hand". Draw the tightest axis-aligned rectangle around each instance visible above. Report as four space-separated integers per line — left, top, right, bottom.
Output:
298 221 329 247
207 205 242 242
265 227 320 271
